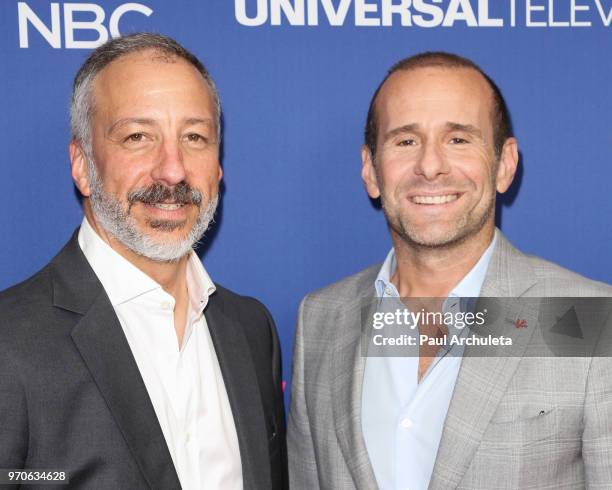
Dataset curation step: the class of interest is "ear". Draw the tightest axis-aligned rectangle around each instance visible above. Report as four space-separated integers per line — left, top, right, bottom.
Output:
361 145 381 199
70 140 91 197
495 137 519 193
217 163 223 184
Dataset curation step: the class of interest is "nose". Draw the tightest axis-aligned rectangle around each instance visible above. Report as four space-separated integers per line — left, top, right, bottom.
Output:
150 139 187 186
414 140 450 181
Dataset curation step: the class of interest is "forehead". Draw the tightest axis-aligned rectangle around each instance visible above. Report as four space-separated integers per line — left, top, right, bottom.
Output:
90 50 214 117
376 66 495 132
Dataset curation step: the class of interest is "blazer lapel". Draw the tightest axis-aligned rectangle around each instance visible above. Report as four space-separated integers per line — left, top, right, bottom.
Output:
71 296 181 490
205 295 271 490
429 231 540 489
51 233 180 490
332 296 379 490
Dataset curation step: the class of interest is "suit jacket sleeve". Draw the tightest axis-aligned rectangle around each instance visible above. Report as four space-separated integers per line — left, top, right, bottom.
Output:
583 309 612 488
261 299 289 490
0 338 28 470
287 296 320 489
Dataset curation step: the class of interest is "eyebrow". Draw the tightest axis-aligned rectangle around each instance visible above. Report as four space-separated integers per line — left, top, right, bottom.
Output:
184 118 215 127
445 122 483 138
383 122 484 142
108 118 156 134
108 117 215 134
383 123 420 142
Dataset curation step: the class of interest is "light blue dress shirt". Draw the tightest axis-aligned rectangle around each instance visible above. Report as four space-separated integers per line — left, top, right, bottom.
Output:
362 233 497 490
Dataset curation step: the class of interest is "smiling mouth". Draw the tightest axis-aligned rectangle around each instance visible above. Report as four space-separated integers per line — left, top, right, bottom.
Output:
410 194 460 205
149 203 185 210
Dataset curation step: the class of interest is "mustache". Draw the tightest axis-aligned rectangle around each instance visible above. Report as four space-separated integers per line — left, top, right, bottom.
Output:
127 182 203 207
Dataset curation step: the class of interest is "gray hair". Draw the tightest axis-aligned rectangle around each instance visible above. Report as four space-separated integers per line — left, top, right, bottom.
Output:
70 32 221 156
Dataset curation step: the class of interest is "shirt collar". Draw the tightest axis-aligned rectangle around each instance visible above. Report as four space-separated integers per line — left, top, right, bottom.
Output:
375 248 398 297
78 217 215 307
374 230 498 299
185 247 216 313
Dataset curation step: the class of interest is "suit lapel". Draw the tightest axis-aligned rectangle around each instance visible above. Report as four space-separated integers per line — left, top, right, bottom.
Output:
429 232 540 489
52 232 180 490
205 295 271 490
332 296 379 490
71 295 181 490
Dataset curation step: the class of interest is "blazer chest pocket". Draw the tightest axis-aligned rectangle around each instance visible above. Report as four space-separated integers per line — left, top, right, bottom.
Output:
483 405 559 445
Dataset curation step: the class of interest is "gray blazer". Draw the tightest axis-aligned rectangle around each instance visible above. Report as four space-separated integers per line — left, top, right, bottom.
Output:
0 231 287 490
288 231 612 489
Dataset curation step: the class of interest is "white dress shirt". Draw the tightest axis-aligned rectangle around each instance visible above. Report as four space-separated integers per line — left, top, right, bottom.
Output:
362 233 497 490
78 217 242 490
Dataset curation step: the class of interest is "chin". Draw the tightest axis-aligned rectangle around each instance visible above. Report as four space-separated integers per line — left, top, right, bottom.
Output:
134 238 196 263
145 228 190 241
141 217 190 233
401 223 467 249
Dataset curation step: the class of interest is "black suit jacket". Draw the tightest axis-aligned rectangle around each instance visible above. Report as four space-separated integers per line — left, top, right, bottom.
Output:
0 231 287 489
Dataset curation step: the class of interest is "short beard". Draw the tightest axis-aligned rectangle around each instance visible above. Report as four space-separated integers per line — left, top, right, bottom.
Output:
377 161 498 251
382 192 494 251
87 158 218 262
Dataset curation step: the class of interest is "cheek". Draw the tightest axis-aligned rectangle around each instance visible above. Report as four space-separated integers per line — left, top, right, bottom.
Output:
188 167 221 194
101 170 153 200
452 155 496 191
376 157 412 190
93 149 139 184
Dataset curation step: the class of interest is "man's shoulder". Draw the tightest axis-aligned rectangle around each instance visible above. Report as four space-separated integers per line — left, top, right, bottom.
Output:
0 260 74 360
0 231 89 322
213 283 275 326
492 231 612 297
0 263 55 324
301 263 380 310
211 284 279 362
523 253 612 297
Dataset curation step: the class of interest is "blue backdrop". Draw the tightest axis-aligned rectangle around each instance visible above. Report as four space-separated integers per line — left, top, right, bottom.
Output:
1 0 611 399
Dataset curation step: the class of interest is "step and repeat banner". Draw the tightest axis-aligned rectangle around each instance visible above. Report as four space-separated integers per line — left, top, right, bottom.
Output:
1 0 611 392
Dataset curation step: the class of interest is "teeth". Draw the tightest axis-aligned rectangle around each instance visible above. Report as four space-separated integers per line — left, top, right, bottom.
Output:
411 194 459 205
152 203 183 210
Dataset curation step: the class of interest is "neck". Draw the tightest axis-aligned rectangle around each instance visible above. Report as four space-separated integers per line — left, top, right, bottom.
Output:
83 206 189 300
390 225 495 298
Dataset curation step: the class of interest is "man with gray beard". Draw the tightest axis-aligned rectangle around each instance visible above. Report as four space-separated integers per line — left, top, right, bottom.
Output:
0 33 286 490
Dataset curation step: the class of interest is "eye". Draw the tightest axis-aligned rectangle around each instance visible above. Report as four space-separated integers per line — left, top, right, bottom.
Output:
124 133 146 143
397 138 416 147
449 137 468 144
185 133 208 144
